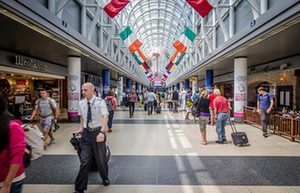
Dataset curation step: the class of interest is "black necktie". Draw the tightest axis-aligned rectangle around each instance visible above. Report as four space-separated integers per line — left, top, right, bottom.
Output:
87 101 92 128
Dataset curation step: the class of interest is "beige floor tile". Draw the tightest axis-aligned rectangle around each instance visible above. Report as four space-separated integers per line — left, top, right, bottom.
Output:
246 186 299 193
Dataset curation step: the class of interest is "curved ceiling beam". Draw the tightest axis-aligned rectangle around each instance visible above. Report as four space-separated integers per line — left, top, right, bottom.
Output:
135 18 183 40
130 8 186 32
139 27 177 42
141 34 175 46
140 29 177 43
141 33 175 48
134 19 182 53
142 37 174 53
126 0 191 27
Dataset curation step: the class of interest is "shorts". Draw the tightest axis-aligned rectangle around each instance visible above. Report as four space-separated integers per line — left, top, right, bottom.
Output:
209 107 214 115
40 116 54 131
199 116 209 131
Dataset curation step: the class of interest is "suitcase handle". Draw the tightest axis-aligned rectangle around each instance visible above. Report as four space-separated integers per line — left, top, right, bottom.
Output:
229 118 238 133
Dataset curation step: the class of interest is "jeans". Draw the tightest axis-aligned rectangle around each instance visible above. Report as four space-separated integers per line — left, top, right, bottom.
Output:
129 102 135 116
10 179 24 193
216 112 230 141
173 100 178 113
260 109 270 134
148 101 154 115
108 110 114 128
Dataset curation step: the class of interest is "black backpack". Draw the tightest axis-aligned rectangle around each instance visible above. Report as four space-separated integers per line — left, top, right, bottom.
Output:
172 91 179 100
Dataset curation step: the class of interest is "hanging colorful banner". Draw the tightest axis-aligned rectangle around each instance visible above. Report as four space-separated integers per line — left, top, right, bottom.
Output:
186 0 213 17
103 0 129 18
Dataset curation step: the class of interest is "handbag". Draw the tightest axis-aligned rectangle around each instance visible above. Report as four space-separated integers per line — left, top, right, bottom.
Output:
23 143 32 168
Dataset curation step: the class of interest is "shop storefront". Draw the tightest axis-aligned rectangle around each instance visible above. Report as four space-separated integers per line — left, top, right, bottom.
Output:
247 62 299 111
0 50 67 120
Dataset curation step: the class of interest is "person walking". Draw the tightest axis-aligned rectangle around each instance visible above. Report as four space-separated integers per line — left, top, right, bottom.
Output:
30 89 58 150
213 89 230 144
147 89 157 115
142 88 148 112
0 93 26 193
104 90 117 133
128 89 137 118
197 91 210 145
172 88 179 113
74 83 110 193
257 87 274 138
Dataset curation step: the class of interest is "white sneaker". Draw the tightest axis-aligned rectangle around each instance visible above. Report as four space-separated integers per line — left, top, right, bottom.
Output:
48 139 56 145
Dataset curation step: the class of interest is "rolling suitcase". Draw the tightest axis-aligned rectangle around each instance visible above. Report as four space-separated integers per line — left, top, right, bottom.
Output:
230 119 249 146
156 105 161 114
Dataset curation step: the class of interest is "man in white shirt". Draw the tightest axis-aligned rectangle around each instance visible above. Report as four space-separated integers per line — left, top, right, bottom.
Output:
180 89 187 111
74 83 109 193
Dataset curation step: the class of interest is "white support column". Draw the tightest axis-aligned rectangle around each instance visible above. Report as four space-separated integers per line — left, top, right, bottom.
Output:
117 76 123 105
234 57 248 122
138 84 142 94
67 56 81 122
192 76 198 96
261 0 268 14
100 11 103 47
229 0 235 38
48 0 56 14
212 8 217 50
81 0 86 37
180 82 184 91
87 6 101 41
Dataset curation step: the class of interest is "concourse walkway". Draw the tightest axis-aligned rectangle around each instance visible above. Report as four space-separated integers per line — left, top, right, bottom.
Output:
23 107 300 193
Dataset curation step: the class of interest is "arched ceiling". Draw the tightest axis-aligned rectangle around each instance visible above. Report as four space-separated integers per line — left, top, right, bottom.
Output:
117 0 193 73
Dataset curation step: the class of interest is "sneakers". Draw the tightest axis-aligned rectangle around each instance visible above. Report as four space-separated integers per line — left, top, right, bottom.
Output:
48 139 56 145
108 128 112 133
263 133 268 138
215 140 224 144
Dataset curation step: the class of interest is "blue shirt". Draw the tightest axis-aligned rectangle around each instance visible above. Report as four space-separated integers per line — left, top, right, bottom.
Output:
192 93 200 101
147 92 156 102
258 93 273 110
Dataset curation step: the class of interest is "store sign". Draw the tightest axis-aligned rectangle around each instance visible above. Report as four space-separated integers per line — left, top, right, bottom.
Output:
249 63 289 75
15 55 48 71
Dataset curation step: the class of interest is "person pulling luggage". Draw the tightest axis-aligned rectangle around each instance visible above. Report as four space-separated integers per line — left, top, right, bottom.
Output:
74 83 110 193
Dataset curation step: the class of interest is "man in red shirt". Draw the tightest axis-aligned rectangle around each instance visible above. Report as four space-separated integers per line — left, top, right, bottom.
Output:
213 89 230 144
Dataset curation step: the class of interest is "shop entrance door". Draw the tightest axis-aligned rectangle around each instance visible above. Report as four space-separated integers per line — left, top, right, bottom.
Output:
277 86 293 110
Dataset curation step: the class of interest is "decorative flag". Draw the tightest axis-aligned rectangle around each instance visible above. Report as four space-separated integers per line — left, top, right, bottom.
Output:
119 26 132 41
173 27 196 53
132 53 142 65
141 62 150 71
175 52 186 65
165 62 175 71
103 0 129 18
136 49 147 61
128 39 142 53
186 0 213 17
166 70 171 76
169 50 180 62
173 40 187 53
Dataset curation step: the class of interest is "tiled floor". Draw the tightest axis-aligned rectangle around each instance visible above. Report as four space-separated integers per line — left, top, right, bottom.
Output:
23 107 300 193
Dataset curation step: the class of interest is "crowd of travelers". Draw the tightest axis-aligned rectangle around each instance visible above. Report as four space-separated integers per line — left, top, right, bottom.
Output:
0 82 274 193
